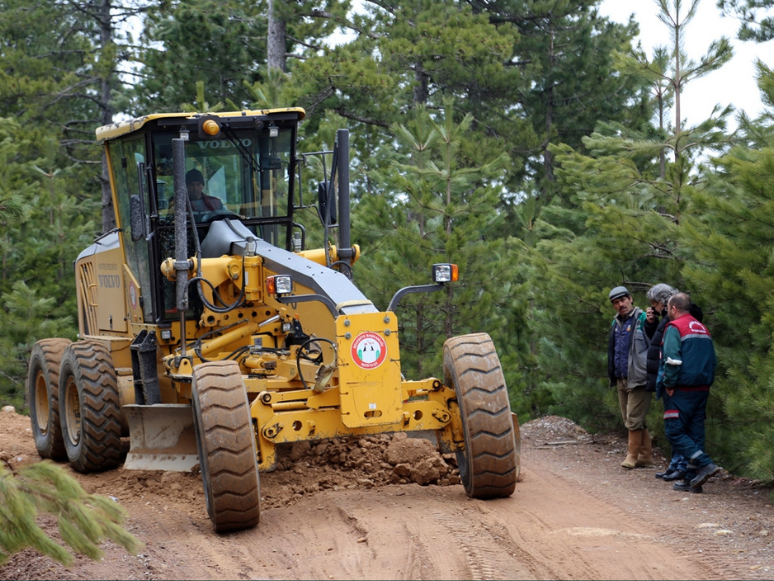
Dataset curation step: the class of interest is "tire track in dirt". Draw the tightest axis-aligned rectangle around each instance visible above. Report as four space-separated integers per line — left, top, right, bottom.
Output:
432 510 538 580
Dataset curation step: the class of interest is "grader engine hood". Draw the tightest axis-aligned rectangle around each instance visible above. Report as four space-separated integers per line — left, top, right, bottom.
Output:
199 219 377 316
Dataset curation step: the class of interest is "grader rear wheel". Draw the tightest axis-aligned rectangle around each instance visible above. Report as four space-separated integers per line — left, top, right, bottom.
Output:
27 338 72 460
58 342 123 473
444 333 518 499
192 361 260 533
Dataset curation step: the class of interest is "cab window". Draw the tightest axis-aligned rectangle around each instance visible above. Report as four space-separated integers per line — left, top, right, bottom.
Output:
152 128 293 247
109 137 154 321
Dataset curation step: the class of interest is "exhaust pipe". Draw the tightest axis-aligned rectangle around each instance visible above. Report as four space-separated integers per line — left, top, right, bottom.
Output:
172 136 189 355
336 129 353 259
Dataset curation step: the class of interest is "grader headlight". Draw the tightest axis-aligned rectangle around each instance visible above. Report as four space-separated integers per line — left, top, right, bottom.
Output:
267 275 293 296
432 263 459 283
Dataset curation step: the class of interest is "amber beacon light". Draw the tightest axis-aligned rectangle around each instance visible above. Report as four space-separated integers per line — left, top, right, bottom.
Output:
202 119 220 136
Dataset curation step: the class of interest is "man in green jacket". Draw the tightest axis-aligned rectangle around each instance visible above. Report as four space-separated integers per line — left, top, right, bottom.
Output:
659 292 720 492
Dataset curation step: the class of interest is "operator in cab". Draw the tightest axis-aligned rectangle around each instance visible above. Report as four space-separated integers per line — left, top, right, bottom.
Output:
183 168 223 212
168 168 223 214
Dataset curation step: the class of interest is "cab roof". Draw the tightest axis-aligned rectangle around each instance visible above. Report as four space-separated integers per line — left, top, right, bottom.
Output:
95 108 306 143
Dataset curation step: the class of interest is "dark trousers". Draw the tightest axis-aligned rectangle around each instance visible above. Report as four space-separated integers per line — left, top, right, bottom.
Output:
663 389 713 470
668 451 687 473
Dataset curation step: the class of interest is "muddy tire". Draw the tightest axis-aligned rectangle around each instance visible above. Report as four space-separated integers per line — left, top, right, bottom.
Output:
27 338 72 460
192 361 260 533
444 333 518 499
58 342 123 472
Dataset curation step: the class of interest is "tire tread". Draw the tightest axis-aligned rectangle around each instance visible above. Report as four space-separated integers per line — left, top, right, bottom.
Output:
444 333 518 499
192 361 260 533
27 338 71 460
59 342 122 473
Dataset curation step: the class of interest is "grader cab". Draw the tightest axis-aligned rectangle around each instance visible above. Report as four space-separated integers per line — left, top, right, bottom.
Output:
27 108 520 532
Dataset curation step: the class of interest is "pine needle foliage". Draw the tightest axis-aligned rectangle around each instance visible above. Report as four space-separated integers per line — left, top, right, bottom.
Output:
181 80 224 113
353 99 515 381
0 461 142 566
680 65 774 478
528 1 733 430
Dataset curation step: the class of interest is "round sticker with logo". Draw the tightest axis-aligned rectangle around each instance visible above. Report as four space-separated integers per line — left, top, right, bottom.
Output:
351 332 387 370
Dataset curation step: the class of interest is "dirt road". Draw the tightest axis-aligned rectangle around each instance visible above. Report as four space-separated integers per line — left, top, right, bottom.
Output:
1 410 772 580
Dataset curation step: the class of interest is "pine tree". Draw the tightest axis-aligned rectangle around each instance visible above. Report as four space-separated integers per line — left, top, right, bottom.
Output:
523 0 733 428
680 61 774 479
353 100 516 384
0 122 92 406
134 0 267 112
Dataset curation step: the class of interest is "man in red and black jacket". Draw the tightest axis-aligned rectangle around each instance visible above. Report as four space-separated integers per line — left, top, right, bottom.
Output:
658 292 720 492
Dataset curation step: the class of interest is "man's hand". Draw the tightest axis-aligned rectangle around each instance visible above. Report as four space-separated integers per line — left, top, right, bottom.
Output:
646 307 657 323
666 388 674 397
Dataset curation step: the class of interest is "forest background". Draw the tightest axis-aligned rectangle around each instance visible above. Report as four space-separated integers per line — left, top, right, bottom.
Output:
1 0 774 485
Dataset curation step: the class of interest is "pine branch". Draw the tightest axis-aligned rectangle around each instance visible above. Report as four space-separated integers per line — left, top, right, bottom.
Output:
0 461 142 566
286 35 323 52
302 86 335 116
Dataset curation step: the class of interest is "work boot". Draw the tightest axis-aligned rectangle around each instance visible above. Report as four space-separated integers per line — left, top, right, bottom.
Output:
662 469 686 482
621 429 642 469
656 468 684 479
636 428 654 468
690 462 720 489
673 480 703 493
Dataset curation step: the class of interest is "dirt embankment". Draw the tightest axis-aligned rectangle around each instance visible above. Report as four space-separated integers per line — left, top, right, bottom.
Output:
1 407 772 580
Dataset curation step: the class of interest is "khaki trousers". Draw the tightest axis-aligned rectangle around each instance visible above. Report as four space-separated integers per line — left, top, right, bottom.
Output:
617 378 651 430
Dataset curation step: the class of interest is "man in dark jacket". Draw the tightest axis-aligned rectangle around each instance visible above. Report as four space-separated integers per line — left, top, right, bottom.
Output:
644 284 686 481
607 286 652 469
644 284 706 486
658 292 720 492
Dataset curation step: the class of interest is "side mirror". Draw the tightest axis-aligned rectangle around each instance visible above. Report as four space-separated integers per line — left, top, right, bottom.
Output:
130 194 146 241
317 182 337 225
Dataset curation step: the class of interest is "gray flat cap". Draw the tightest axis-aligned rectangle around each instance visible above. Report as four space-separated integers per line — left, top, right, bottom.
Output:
609 286 630 302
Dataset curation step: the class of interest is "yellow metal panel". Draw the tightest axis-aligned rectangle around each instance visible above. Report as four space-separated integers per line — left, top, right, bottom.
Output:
95 108 307 142
94 247 128 333
335 313 402 428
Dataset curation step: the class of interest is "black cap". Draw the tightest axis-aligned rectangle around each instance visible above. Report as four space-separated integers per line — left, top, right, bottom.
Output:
186 168 204 185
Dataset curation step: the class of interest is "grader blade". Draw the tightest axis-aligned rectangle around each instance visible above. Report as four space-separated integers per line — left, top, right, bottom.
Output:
123 404 199 471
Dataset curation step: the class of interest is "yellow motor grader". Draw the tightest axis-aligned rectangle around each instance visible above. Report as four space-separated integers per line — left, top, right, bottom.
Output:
27 108 520 532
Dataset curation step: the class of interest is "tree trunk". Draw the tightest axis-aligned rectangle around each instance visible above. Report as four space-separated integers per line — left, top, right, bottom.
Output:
673 15 681 161
99 0 116 233
416 303 425 377
444 284 453 340
543 29 555 188
658 92 666 180
413 65 429 105
267 0 287 72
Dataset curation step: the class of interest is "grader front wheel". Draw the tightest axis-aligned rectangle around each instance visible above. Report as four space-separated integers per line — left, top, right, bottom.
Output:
444 333 518 499
192 361 260 533
27 338 72 460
